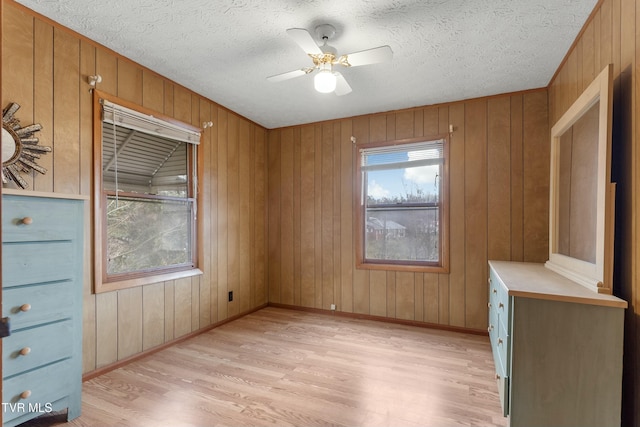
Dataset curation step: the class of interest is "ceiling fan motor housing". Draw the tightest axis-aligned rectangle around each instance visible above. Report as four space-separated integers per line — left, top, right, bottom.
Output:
314 24 338 58
315 24 336 41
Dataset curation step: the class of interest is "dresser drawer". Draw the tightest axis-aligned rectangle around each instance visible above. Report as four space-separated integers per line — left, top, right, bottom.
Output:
489 275 500 307
491 340 505 378
3 241 75 288
496 318 510 374
3 281 74 330
491 325 509 417
2 196 79 243
496 371 509 417
3 359 74 423
493 280 509 318
488 301 498 342
3 320 74 378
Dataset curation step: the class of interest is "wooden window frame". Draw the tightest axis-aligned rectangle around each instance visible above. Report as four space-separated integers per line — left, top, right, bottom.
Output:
355 135 450 273
92 90 202 293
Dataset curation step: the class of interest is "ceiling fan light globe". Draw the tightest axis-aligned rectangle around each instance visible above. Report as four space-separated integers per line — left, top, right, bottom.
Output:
314 70 337 93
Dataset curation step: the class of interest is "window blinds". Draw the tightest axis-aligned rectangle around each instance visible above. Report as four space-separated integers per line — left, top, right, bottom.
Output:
102 99 201 145
360 139 444 172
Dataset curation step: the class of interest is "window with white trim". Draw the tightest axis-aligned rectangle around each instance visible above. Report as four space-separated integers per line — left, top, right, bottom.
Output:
356 137 449 272
93 92 201 289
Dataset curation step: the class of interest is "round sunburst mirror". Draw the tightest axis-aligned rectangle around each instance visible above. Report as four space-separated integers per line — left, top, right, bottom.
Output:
2 103 51 189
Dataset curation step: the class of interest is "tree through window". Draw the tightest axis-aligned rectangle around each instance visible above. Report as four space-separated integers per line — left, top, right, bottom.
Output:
356 137 449 272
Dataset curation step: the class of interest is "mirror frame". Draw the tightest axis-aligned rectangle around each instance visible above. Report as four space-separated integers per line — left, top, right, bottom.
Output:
545 64 614 294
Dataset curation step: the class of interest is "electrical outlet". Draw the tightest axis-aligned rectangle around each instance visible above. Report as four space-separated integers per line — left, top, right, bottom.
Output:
330 303 336 311
228 291 233 302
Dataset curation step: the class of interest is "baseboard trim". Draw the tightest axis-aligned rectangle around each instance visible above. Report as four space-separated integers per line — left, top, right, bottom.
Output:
267 302 488 336
82 303 268 382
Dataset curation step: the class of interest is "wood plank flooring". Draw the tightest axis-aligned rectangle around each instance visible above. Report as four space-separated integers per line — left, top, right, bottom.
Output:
25 307 507 426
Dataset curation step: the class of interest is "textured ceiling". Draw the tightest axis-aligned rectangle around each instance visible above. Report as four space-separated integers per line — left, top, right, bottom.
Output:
15 0 597 129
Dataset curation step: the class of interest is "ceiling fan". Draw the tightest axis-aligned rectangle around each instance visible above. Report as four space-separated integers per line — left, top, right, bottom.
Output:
267 24 393 95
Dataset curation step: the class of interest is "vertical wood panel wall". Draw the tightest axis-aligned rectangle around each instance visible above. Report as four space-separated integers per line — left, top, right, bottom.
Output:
1 1 268 374
267 90 550 331
548 0 639 424
3 0 553 381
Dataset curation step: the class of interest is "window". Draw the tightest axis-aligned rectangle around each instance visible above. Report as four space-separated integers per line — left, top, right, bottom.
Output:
356 137 449 272
93 92 202 292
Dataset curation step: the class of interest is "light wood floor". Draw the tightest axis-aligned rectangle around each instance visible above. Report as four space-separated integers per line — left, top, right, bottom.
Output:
26 307 507 426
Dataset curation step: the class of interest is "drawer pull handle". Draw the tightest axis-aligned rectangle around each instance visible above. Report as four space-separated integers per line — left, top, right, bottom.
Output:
487 302 492 309
20 304 32 312
495 373 501 380
498 302 504 309
492 288 497 294
488 325 494 332
498 338 504 345
20 390 31 400
21 217 33 225
19 347 31 356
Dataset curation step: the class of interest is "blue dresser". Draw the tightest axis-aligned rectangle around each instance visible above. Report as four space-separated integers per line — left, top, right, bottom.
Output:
2 193 84 426
488 260 626 426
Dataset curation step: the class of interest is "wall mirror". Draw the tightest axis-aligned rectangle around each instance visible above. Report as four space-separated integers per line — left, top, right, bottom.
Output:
546 64 614 294
2 102 50 189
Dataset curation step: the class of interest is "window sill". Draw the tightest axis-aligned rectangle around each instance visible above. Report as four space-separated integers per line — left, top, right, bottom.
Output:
356 261 449 274
94 268 203 293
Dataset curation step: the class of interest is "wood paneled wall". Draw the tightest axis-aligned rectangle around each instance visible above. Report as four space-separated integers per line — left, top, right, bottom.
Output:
1 1 268 374
266 90 549 331
549 0 639 424
2 0 552 381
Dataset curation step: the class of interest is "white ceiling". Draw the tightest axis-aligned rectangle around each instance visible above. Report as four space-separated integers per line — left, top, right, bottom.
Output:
15 0 597 129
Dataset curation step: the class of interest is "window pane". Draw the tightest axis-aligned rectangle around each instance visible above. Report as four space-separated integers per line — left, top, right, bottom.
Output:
106 196 193 275
102 123 188 195
365 206 439 263
366 163 440 204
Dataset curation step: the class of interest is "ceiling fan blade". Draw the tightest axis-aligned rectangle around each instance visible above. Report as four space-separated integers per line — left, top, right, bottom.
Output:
334 72 352 96
286 28 323 55
339 45 393 67
267 68 311 83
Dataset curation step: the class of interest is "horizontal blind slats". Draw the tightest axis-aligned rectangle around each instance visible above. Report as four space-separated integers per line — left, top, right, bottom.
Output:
361 157 443 172
360 139 444 166
102 100 200 145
